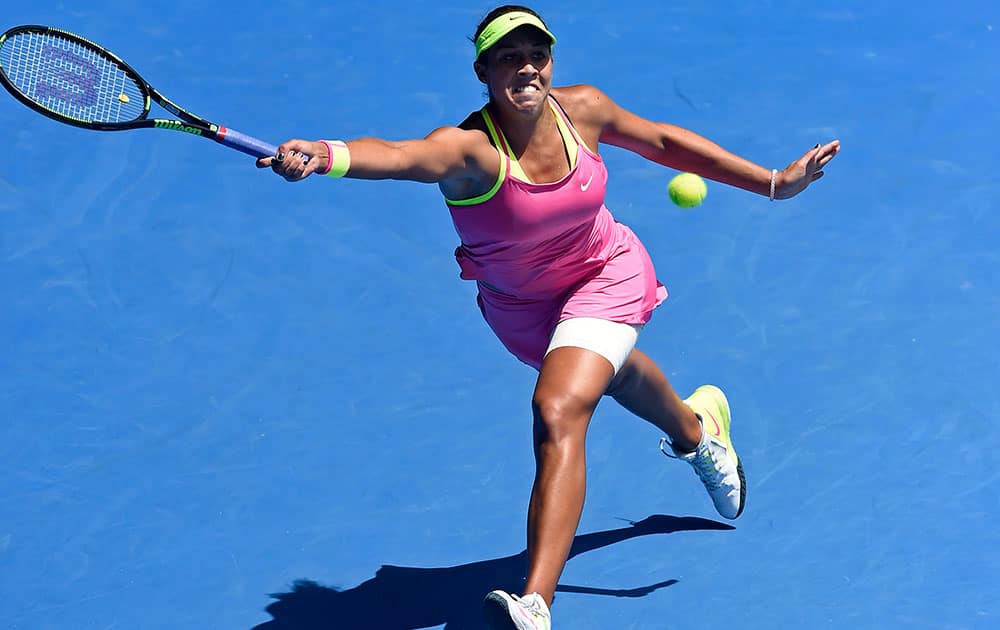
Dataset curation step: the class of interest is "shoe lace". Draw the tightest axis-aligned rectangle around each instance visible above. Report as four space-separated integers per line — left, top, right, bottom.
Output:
523 597 543 616
515 593 548 625
690 449 725 491
663 437 726 491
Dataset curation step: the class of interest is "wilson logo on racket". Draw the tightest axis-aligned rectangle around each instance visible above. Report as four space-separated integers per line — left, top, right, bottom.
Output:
153 120 204 136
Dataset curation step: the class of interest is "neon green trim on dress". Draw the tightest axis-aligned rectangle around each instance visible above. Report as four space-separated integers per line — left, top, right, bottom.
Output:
444 99 580 205
502 100 578 182
445 109 508 206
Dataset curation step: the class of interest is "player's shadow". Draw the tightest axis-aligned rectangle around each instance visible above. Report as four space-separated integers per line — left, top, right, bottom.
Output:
251 514 734 630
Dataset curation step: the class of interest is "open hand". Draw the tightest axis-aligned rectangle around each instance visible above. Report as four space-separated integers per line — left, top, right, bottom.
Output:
774 140 841 199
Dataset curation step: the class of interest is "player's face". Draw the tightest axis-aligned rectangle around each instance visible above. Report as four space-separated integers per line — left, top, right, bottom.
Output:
476 27 552 115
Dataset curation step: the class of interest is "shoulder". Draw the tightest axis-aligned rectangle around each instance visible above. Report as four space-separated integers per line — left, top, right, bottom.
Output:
552 84 614 106
426 119 487 148
549 85 621 149
457 109 489 134
552 85 665 151
551 84 619 124
423 116 496 166
422 111 495 157
435 110 501 200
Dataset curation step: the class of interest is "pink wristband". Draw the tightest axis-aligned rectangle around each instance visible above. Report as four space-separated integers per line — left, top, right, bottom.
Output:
318 140 335 176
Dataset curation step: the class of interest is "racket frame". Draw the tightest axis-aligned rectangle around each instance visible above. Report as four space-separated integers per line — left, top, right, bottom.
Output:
0 24 278 158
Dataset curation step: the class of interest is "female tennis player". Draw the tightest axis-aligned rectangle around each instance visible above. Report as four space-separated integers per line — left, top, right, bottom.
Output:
258 5 840 629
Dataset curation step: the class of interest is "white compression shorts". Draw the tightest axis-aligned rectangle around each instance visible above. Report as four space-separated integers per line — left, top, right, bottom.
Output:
544 317 643 374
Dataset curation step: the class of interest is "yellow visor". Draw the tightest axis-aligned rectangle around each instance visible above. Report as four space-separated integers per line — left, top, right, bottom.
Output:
475 11 556 58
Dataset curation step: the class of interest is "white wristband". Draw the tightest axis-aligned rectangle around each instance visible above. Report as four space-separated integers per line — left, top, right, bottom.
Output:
769 168 778 201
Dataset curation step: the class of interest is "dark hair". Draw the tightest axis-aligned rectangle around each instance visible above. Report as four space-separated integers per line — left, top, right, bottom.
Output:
471 5 549 63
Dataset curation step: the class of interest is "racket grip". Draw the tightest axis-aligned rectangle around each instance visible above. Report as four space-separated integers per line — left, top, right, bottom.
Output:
215 126 280 158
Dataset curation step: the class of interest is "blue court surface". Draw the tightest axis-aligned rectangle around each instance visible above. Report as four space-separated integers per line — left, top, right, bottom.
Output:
2 2 998 628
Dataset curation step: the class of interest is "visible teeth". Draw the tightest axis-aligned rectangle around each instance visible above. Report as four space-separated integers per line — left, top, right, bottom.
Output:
514 86 538 93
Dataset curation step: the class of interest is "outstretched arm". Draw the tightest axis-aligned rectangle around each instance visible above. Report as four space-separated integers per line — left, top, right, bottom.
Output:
575 85 840 200
256 125 495 185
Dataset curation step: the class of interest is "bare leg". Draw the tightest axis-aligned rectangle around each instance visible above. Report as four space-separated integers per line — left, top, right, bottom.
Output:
606 348 703 451
523 346 615 606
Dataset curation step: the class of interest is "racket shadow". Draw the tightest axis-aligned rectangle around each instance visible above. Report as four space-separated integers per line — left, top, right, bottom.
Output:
251 515 734 630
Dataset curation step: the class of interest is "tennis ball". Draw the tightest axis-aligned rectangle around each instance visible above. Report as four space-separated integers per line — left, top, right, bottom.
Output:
668 172 707 208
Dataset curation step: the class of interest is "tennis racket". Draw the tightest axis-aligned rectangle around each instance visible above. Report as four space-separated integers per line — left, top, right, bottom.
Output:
0 24 285 159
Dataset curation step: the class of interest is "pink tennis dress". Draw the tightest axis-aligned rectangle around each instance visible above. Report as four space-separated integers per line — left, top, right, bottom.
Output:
445 98 668 369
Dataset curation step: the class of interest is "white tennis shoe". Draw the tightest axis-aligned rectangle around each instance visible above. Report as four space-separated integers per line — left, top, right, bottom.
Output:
661 385 746 519
483 590 551 630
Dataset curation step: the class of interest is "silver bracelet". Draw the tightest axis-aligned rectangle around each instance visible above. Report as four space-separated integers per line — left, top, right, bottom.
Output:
769 168 778 201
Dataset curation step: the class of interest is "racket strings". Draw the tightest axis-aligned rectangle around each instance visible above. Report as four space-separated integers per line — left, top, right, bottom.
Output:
1 31 145 124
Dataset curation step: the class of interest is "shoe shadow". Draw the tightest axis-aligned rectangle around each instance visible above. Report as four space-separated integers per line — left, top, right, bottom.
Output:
251 515 734 630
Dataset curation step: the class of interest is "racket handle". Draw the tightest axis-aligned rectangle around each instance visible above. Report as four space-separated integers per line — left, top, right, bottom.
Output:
215 126 280 158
